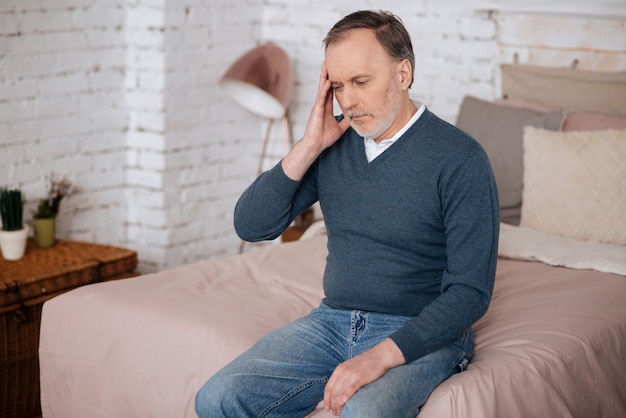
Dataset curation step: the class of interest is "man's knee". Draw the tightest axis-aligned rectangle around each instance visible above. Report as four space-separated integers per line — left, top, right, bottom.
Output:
194 382 211 418
195 374 239 418
342 401 420 418
341 390 383 418
340 385 420 418
195 379 220 418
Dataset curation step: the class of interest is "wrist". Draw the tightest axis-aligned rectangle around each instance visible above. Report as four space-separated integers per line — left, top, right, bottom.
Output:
298 134 326 157
376 338 406 369
281 138 322 181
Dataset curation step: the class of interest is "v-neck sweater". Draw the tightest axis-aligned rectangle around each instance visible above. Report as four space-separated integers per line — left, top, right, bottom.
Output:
234 108 500 363
363 101 425 161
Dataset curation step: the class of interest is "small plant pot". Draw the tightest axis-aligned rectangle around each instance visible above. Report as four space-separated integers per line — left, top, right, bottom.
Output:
0 226 29 260
33 217 56 248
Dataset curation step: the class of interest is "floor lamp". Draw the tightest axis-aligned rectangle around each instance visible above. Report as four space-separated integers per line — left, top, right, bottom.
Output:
220 43 293 252
220 42 293 176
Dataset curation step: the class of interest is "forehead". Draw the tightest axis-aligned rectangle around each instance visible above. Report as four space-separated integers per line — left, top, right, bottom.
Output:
325 29 391 80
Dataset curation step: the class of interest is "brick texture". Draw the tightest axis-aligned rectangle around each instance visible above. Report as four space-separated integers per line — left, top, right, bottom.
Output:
1 0 624 272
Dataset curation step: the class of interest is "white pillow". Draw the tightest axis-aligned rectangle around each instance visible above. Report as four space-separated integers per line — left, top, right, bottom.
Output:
499 223 626 276
520 127 626 246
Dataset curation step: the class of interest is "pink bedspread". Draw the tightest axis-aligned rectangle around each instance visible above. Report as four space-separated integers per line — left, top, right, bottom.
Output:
39 235 626 417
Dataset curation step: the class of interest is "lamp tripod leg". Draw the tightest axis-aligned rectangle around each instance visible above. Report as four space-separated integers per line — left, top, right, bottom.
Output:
257 118 274 176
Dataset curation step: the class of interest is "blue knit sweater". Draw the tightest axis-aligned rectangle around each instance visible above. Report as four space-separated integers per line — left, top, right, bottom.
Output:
234 108 499 363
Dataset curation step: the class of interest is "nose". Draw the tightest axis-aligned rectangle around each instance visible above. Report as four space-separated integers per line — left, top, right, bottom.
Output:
337 86 358 112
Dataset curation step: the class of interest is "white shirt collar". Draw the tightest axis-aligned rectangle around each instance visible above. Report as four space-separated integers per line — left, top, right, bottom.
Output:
364 102 425 162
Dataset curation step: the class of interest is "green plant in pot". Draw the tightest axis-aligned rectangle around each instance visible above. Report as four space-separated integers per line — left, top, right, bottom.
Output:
32 174 78 248
0 188 28 260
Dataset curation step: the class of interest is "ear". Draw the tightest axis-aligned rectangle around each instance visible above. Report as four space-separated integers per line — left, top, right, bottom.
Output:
397 59 413 89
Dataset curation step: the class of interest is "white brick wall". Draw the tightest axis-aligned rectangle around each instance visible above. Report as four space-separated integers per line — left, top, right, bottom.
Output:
1 0 624 272
121 0 269 272
0 0 128 249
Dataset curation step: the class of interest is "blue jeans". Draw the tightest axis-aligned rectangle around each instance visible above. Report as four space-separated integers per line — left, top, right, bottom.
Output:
195 303 474 418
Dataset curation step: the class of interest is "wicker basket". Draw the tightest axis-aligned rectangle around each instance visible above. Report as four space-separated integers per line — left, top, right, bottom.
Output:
1 239 139 418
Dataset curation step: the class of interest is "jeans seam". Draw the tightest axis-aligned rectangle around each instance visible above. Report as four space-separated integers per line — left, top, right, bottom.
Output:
348 311 367 358
258 376 329 418
450 329 473 376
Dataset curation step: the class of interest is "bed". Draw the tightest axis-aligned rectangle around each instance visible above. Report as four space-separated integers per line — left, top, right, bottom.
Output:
39 64 626 417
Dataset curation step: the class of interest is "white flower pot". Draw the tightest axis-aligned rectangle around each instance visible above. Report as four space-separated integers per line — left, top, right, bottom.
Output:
0 226 29 261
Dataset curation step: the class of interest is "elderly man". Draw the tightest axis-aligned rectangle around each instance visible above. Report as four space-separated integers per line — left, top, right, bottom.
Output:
196 9 499 417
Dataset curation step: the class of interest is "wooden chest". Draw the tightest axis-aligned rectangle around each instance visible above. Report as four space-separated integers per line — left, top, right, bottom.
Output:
1 239 139 418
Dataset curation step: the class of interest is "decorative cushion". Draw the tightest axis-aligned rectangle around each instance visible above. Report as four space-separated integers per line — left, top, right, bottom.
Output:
455 96 565 225
497 98 626 132
501 64 626 117
494 97 553 112
520 127 626 246
563 112 626 132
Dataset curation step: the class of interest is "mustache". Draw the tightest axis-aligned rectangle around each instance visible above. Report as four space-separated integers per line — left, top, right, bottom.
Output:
346 110 371 118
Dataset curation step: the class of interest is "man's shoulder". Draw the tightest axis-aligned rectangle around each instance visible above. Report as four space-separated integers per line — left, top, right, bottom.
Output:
407 110 484 156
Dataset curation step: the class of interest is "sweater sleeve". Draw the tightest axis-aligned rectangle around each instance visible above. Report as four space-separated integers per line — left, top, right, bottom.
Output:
389 151 500 363
234 162 319 242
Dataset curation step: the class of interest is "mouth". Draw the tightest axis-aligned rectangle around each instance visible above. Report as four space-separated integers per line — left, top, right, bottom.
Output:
348 112 370 123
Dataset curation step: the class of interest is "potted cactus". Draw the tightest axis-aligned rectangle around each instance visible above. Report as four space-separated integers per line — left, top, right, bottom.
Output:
0 188 28 260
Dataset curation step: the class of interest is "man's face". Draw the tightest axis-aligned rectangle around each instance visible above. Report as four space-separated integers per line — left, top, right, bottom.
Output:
325 28 405 141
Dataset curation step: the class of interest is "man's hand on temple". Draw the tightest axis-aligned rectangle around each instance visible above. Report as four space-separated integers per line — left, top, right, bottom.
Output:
282 62 349 181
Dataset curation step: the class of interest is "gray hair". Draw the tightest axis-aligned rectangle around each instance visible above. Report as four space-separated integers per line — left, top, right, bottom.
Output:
323 10 415 87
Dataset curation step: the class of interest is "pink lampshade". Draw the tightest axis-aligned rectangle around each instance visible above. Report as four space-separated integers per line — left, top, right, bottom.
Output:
220 43 292 119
